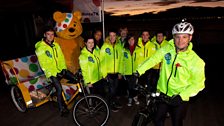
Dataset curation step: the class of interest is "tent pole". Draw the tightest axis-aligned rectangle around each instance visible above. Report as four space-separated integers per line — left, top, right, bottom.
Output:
101 0 105 41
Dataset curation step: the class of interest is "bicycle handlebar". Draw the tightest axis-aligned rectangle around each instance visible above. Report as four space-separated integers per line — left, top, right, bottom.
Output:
134 77 174 105
73 69 83 83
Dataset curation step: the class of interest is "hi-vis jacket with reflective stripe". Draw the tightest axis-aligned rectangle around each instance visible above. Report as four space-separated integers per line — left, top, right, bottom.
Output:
100 38 123 78
79 46 102 86
35 39 67 78
136 37 156 67
137 39 205 101
120 46 141 75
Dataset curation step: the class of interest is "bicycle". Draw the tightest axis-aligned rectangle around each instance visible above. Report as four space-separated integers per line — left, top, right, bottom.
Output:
72 69 110 126
131 78 169 126
1 55 110 126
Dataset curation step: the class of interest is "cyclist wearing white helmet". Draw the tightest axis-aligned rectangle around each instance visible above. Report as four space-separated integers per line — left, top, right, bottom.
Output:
136 19 205 126
172 19 194 52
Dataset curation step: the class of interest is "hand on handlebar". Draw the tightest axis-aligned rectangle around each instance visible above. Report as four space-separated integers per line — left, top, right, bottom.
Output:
133 71 140 78
56 69 67 78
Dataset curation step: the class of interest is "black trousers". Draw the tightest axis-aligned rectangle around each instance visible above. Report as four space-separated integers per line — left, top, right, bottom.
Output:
154 101 188 126
125 75 137 98
117 77 128 96
87 79 108 97
107 74 119 105
50 70 75 111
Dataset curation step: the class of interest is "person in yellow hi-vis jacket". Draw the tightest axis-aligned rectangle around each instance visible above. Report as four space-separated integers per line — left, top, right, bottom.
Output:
120 33 141 107
149 32 169 92
100 29 123 112
135 20 205 126
136 30 156 91
79 36 106 97
118 26 128 47
35 26 76 116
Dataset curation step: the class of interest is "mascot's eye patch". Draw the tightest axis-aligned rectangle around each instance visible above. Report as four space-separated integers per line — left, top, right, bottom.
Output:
63 24 68 28
65 18 70 23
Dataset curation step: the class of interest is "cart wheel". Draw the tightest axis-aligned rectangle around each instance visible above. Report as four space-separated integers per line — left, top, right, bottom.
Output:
11 86 27 112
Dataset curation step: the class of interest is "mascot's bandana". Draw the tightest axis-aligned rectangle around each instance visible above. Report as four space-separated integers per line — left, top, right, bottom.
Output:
55 13 73 32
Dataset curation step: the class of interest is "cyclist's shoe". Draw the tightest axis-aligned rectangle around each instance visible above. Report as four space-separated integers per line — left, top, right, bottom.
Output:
127 98 132 107
60 107 69 117
133 96 140 105
111 105 119 112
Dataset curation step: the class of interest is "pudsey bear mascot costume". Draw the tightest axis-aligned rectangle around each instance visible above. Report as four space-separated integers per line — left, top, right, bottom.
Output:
53 11 85 73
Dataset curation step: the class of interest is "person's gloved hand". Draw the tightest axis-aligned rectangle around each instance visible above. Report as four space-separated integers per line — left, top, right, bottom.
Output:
49 76 58 83
169 95 182 106
56 73 63 79
57 69 67 78
61 69 67 75
133 71 140 78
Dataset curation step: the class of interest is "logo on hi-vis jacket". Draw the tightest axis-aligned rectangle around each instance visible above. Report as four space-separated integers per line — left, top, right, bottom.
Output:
45 51 52 58
165 53 171 64
124 52 128 59
88 56 94 63
105 48 111 55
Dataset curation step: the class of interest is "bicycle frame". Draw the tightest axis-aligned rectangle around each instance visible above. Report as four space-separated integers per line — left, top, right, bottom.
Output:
65 70 91 108
61 82 81 107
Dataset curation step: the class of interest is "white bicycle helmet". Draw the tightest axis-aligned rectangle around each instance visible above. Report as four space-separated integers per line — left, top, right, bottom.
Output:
172 19 194 35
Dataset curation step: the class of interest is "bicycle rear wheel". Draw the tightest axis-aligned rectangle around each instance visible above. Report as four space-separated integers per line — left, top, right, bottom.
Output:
11 86 27 112
73 95 110 126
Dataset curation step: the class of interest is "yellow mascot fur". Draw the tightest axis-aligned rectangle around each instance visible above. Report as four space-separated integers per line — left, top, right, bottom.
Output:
53 11 84 73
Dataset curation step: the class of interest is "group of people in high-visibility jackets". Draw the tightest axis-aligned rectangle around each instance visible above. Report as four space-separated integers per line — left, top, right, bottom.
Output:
79 27 169 112
78 20 205 126
35 20 205 126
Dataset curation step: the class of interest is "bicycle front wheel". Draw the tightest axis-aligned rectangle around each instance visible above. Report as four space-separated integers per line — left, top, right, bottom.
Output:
73 95 110 126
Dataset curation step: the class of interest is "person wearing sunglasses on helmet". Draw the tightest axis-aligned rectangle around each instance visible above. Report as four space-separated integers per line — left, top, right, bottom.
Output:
135 20 205 126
